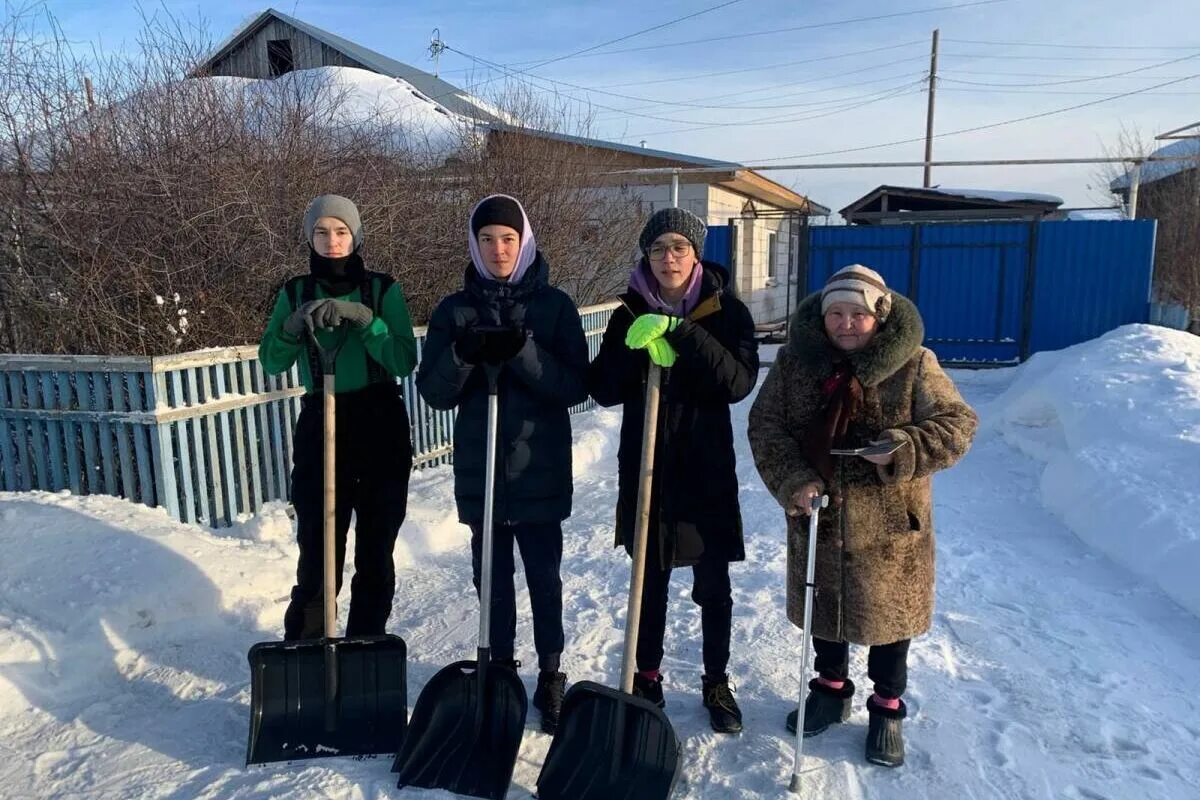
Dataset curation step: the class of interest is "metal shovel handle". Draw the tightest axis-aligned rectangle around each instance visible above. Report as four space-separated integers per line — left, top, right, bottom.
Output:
478 363 502 653
789 493 829 794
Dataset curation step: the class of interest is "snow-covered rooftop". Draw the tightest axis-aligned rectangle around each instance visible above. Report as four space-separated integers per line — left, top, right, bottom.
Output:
1110 136 1200 191
203 66 476 154
920 186 1065 205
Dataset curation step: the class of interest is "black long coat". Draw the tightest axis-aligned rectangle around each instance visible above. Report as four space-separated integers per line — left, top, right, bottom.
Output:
588 262 759 569
417 254 589 524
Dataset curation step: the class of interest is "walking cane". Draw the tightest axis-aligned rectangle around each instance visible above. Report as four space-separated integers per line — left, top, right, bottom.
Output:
789 493 829 794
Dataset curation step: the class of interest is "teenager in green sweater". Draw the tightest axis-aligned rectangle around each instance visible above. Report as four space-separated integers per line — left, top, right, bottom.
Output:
259 194 417 639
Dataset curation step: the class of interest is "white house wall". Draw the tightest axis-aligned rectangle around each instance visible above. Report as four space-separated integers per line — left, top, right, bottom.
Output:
707 186 800 325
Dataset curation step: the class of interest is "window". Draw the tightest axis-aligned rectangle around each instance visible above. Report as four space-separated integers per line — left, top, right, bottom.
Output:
268 39 294 77
767 232 778 279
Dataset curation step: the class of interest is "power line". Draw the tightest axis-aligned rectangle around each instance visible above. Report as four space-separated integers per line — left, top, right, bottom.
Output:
523 0 747 71
624 81 926 139
451 45 922 112
589 41 925 89
754 71 1200 163
942 87 1200 96
430 0 746 97
597 72 928 116
946 68 1199 79
587 62 930 117
450 45 925 127
943 37 1200 51
942 51 1187 62
549 0 1011 60
938 50 1200 88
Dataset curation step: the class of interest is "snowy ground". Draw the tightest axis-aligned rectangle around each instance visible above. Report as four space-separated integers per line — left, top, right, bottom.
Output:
2 325 1199 799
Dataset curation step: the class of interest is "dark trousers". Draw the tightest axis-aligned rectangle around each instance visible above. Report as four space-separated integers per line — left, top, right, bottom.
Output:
284 384 412 640
470 520 565 671
636 556 732 678
813 637 911 699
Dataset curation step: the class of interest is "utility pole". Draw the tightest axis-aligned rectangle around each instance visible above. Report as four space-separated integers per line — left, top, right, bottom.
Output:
429 28 447 77
923 29 939 188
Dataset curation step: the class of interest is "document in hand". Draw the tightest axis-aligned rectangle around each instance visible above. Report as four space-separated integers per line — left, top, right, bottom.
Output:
830 440 907 457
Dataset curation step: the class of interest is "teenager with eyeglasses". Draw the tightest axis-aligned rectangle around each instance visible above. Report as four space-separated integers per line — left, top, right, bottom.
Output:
588 207 759 733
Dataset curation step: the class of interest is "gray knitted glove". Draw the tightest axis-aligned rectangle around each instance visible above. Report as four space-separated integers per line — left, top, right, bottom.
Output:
314 299 374 329
283 299 331 337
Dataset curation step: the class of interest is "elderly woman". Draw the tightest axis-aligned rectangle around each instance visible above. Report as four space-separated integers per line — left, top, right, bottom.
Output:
748 264 977 767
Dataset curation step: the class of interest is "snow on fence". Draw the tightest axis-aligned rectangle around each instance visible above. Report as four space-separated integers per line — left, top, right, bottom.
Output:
0 301 617 528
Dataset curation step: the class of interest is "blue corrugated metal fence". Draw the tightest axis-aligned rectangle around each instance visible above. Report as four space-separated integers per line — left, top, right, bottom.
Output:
0 301 617 527
806 220 1158 365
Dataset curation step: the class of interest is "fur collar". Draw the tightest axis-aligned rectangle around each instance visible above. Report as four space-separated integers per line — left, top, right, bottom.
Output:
786 291 925 387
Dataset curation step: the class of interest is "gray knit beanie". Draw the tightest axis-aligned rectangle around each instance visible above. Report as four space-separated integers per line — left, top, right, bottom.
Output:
638 207 708 258
302 194 363 251
821 264 893 321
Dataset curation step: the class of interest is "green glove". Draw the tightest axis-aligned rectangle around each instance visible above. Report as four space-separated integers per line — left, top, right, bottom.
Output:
646 337 677 368
625 314 680 349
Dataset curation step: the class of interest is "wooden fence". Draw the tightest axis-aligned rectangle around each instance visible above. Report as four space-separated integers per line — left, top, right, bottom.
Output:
0 302 617 527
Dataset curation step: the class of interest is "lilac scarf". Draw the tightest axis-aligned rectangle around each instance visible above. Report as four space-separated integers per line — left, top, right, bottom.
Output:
628 258 704 316
468 193 538 284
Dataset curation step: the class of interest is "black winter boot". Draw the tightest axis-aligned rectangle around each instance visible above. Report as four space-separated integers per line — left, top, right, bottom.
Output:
701 674 743 734
865 694 907 767
785 678 855 737
533 670 567 733
632 672 665 709
491 657 520 672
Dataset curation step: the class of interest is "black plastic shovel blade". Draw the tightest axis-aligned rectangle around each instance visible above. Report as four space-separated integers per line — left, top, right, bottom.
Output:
392 658 527 800
246 635 407 765
536 680 681 800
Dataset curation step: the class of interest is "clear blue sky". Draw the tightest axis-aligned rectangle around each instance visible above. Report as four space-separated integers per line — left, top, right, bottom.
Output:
27 0 1200 213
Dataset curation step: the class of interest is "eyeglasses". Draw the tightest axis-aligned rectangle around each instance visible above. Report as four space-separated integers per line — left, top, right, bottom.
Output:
648 241 693 260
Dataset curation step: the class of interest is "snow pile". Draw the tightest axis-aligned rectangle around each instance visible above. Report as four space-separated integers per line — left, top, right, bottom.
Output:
986 323 1200 617
205 66 475 154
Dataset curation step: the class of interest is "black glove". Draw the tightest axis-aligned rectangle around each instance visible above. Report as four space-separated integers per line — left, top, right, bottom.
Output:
313 299 373 329
456 325 526 366
454 327 486 365
283 299 331 337
480 326 527 364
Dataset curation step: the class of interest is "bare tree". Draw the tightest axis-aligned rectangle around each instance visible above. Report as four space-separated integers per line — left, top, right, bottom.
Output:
1097 125 1200 329
0 4 640 355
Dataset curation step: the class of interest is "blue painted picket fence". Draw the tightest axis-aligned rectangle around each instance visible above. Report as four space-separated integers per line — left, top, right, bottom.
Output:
0 302 617 528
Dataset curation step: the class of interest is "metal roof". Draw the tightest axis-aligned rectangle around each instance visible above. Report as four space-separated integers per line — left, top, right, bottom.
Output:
196 8 500 122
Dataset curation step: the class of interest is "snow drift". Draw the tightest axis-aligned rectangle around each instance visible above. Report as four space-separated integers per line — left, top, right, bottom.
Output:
987 323 1200 617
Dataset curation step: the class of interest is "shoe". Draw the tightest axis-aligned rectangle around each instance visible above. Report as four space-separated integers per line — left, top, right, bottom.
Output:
865 695 906 767
490 657 520 672
701 674 743 734
532 670 567 733
631 672 665 709
785 678 855 737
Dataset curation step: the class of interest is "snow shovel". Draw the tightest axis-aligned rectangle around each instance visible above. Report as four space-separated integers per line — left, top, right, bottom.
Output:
788 493 830 794
392 360 527 800
246 323 408 765
536 363 681 800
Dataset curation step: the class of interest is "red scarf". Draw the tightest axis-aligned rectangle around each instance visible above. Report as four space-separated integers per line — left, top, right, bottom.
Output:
802 362 864 487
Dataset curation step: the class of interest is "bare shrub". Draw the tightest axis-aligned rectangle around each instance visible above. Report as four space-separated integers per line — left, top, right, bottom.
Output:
0 5 640 355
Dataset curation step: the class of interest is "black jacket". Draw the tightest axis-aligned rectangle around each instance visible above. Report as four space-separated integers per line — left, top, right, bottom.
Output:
588 262 759 568
416 253 589 524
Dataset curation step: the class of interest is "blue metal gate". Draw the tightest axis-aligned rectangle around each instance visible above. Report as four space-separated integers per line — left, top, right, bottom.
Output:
805 220 1156 365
